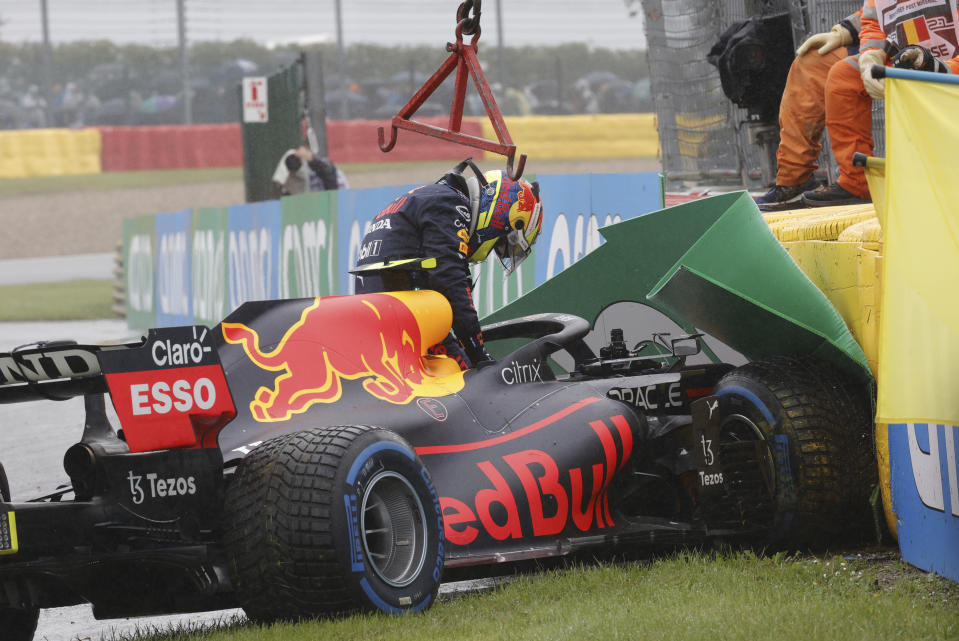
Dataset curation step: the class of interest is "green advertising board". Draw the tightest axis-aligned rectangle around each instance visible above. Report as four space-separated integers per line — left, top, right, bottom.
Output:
192 206 230 327
279 191 338 298
123 215 155 330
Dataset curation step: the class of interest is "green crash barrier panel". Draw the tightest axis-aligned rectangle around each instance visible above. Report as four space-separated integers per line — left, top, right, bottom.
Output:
484 191 871 387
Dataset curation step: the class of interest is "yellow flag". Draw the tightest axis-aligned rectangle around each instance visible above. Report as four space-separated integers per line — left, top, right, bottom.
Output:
877 77 959 424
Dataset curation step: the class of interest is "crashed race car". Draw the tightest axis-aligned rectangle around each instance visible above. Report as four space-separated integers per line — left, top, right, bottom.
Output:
0 289 874 639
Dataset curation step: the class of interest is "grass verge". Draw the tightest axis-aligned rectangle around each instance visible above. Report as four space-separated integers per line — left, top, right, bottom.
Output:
108 550 959 641
0 280 115 321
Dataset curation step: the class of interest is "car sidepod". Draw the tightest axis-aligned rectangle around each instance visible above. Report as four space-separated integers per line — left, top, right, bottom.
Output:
412 368 649 564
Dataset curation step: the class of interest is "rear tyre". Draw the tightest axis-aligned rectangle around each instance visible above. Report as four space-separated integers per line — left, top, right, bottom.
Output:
224 426 443 622
714 356 875 548
0 462 40 641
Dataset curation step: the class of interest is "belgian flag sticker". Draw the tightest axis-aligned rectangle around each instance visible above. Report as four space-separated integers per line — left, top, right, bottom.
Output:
899 15 931 45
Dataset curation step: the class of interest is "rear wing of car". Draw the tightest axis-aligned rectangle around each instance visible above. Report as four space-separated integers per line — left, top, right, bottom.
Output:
0 341 107 404
0 326 236 452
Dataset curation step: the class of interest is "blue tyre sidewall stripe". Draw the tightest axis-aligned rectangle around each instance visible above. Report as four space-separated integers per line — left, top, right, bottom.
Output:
716 385 775 425
346 435 439 614
717 383 796 530
347 440 415 485
360 577 432 613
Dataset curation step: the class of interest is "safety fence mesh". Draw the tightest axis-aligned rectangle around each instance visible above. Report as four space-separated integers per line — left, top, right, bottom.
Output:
642 0 880 190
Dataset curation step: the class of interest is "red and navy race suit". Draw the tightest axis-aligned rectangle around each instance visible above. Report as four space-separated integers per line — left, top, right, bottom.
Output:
353 180 491 369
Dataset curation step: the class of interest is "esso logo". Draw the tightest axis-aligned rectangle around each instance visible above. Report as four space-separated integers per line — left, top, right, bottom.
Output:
130 378 217 415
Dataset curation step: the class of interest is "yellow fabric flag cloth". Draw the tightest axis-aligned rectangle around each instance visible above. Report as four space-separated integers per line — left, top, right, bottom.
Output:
877 77 959 425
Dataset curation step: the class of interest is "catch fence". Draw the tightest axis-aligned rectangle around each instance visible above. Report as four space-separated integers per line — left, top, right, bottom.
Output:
642 0 878 189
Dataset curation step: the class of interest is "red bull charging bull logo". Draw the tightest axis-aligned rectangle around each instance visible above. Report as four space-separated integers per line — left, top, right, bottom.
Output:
222 292 465 422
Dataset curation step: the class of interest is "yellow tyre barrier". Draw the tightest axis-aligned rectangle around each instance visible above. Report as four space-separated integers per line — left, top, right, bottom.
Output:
0 128 101 178
479 113 659 160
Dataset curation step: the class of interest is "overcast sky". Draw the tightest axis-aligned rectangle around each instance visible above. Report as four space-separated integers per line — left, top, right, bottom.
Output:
0 1 647 50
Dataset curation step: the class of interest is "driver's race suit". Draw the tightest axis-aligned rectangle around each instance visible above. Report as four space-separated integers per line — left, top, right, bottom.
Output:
353 180 490 369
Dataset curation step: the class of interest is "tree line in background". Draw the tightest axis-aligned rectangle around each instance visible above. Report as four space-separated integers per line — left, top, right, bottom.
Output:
0 39 652 129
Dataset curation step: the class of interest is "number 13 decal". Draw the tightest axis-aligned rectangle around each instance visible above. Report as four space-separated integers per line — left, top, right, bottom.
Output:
701 434 714 467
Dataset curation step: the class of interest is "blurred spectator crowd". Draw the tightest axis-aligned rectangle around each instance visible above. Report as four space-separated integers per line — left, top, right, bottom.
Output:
0 58 265 129
0 44 652 130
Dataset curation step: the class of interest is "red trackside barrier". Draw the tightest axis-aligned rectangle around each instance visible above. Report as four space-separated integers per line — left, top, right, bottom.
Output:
97 118 480 171
99 124 243 171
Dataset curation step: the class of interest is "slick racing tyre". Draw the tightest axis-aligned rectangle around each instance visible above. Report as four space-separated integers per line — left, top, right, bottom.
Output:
0 462 40 641
714 356 875 548
224 426 443 622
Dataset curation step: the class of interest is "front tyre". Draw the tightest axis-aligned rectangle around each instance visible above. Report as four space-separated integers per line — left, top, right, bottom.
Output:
224 426 444 622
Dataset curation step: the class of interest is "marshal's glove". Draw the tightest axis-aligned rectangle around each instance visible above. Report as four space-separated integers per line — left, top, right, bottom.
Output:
893 45 950 73
859 48 888 100
796 24 853 56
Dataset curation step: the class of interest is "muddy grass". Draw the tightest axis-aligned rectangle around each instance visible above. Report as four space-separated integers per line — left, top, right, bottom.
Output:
856 549 959 604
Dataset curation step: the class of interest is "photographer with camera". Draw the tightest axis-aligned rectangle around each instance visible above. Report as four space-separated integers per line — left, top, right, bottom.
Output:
273 145 348 196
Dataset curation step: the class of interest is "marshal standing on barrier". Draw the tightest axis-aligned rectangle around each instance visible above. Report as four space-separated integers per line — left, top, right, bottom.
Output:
353 158 543 369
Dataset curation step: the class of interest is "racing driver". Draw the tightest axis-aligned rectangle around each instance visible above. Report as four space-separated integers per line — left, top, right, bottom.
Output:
353 158 543 370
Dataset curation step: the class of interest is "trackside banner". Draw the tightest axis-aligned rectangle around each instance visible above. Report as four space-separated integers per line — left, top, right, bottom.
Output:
191 207 230 328
878 73 959 582
124 171 662 329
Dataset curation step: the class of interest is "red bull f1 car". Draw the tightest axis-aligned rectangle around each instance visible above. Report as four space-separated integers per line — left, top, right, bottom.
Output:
0 290 874 639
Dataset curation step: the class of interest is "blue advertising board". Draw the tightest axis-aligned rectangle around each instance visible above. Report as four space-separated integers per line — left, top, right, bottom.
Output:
154 208 193 327
889 422 959 581
227 200 282 311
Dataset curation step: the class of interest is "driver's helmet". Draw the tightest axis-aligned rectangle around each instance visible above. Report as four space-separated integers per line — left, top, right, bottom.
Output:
468 170 543 275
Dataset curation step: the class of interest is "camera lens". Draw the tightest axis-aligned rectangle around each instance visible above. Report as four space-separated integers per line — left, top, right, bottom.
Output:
285 153 302 171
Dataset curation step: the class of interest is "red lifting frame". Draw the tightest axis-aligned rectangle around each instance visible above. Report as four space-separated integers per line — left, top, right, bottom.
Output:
376 22 526 180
